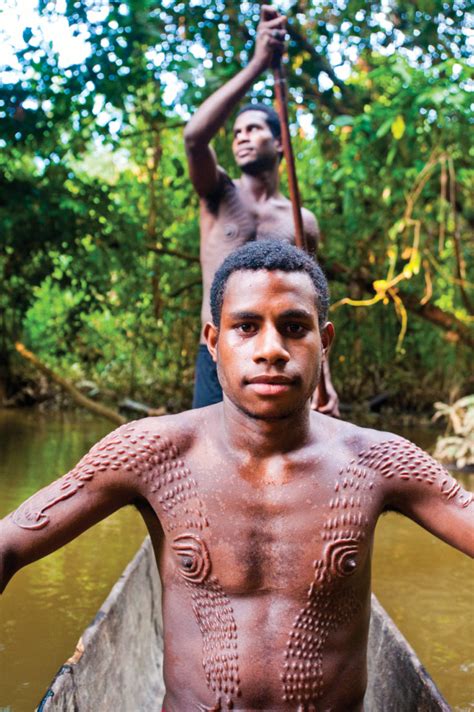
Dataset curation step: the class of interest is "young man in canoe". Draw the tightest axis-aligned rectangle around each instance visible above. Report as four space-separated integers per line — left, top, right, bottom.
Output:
1 241 472 711
184 4 339 416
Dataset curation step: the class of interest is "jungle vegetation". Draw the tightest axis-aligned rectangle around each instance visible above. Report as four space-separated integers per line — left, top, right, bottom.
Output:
1 0 472 413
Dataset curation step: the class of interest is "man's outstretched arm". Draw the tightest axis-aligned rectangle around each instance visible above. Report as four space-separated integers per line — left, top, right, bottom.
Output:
184 5 286 197
375 437 474 557
0 420 160 593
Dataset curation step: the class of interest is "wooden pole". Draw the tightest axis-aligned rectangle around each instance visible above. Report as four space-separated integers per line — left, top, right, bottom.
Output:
272 46 332 409
272 57 307 252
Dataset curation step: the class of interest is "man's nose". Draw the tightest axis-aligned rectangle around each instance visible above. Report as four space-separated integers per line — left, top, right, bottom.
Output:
253 326 290 365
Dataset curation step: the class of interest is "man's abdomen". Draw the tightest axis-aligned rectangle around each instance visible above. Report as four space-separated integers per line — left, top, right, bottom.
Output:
161 587 370 711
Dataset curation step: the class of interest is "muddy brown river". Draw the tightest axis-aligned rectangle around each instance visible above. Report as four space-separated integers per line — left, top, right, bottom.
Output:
0 408 473 710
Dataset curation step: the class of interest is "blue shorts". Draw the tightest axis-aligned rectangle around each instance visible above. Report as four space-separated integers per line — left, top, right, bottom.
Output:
192 344 223 408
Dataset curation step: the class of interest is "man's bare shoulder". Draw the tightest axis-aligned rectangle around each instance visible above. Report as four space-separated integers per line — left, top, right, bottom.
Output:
310 412 408 465
313 415 472 506
126 404 221 454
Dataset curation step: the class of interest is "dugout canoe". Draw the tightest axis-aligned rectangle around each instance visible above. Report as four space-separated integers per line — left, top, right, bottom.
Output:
37 538 451 712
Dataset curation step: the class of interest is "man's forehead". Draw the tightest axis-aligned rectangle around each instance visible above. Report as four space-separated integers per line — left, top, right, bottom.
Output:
223 269 317 311
233 110 268 129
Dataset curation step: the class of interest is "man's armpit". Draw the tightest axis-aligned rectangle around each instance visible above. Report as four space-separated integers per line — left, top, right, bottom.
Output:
204 169 234 215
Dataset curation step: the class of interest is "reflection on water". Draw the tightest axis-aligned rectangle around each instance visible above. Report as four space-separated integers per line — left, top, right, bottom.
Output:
0 409 473 711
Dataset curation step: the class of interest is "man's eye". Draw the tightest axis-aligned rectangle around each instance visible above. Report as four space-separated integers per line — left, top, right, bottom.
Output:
285 323 306 335
237 323 256 334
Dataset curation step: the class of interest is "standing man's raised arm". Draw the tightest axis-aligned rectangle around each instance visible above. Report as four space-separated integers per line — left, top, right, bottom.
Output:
184 5 286 197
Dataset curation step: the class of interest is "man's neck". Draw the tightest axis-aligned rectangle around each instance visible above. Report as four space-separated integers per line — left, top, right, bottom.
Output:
218 396 312 461
238 167 280 202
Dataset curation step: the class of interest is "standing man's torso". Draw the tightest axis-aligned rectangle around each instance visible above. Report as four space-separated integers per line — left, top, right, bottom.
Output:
198 173 318 339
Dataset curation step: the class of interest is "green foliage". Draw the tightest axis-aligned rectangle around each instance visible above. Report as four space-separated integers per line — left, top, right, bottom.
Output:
0 0 472 410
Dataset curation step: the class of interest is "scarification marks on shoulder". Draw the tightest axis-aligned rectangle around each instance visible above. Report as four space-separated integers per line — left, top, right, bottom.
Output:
356 438 472 507
11 420 150 530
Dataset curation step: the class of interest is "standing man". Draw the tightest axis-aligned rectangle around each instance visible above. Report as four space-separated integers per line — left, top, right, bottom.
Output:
184 5 339 415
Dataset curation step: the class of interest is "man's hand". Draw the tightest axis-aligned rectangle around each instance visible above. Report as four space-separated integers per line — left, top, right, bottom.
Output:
312 381 340 418
253 5 287 70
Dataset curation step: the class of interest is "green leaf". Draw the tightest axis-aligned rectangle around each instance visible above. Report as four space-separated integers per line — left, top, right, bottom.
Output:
376 118 393 139
333 115 354 128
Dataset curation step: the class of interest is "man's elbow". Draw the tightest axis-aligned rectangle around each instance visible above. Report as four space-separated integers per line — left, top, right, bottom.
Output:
183 123 199 153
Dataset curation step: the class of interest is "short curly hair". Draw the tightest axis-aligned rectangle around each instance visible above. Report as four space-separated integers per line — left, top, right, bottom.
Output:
210 241 329 329
235 102 281 140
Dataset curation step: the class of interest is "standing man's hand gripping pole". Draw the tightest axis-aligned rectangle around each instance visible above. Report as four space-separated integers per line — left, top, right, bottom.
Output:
184 6 287 198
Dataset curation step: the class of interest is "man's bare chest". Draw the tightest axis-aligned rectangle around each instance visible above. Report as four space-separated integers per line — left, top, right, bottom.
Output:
203 188 295 246
145 447 381 597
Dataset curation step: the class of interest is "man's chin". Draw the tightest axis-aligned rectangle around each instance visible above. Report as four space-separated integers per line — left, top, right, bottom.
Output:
237 157 273 175
234 397 309 422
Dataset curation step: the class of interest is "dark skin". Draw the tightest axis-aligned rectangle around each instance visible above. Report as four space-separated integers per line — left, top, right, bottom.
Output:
1 270 473 712
184 5 339 416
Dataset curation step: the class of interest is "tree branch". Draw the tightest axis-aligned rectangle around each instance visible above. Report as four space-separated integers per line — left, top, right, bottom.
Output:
148 245 201 264
320 258 474 349
169 279 202 299
15 342 126 426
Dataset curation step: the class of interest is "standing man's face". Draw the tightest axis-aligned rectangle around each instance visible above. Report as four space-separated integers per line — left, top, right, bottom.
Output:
232 111 281 172
205 270 334 420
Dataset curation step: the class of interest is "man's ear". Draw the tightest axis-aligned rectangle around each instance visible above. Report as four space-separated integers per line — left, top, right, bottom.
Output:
321 322 335 356
204 321 219 363
275 137 283 159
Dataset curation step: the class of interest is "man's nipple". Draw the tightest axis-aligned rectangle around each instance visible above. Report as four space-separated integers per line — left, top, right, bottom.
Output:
172 532 211 584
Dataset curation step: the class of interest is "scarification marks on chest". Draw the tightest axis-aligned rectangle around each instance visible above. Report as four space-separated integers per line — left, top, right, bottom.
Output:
190 578 241 710
149 447 241 709
144 438 208 533
171 532 241 707
281 460 374 705
219 183 256 243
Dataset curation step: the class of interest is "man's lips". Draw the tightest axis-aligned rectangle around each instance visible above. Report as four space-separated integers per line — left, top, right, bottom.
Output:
247 375 294 385
246 375 297 395
236 147 253 157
